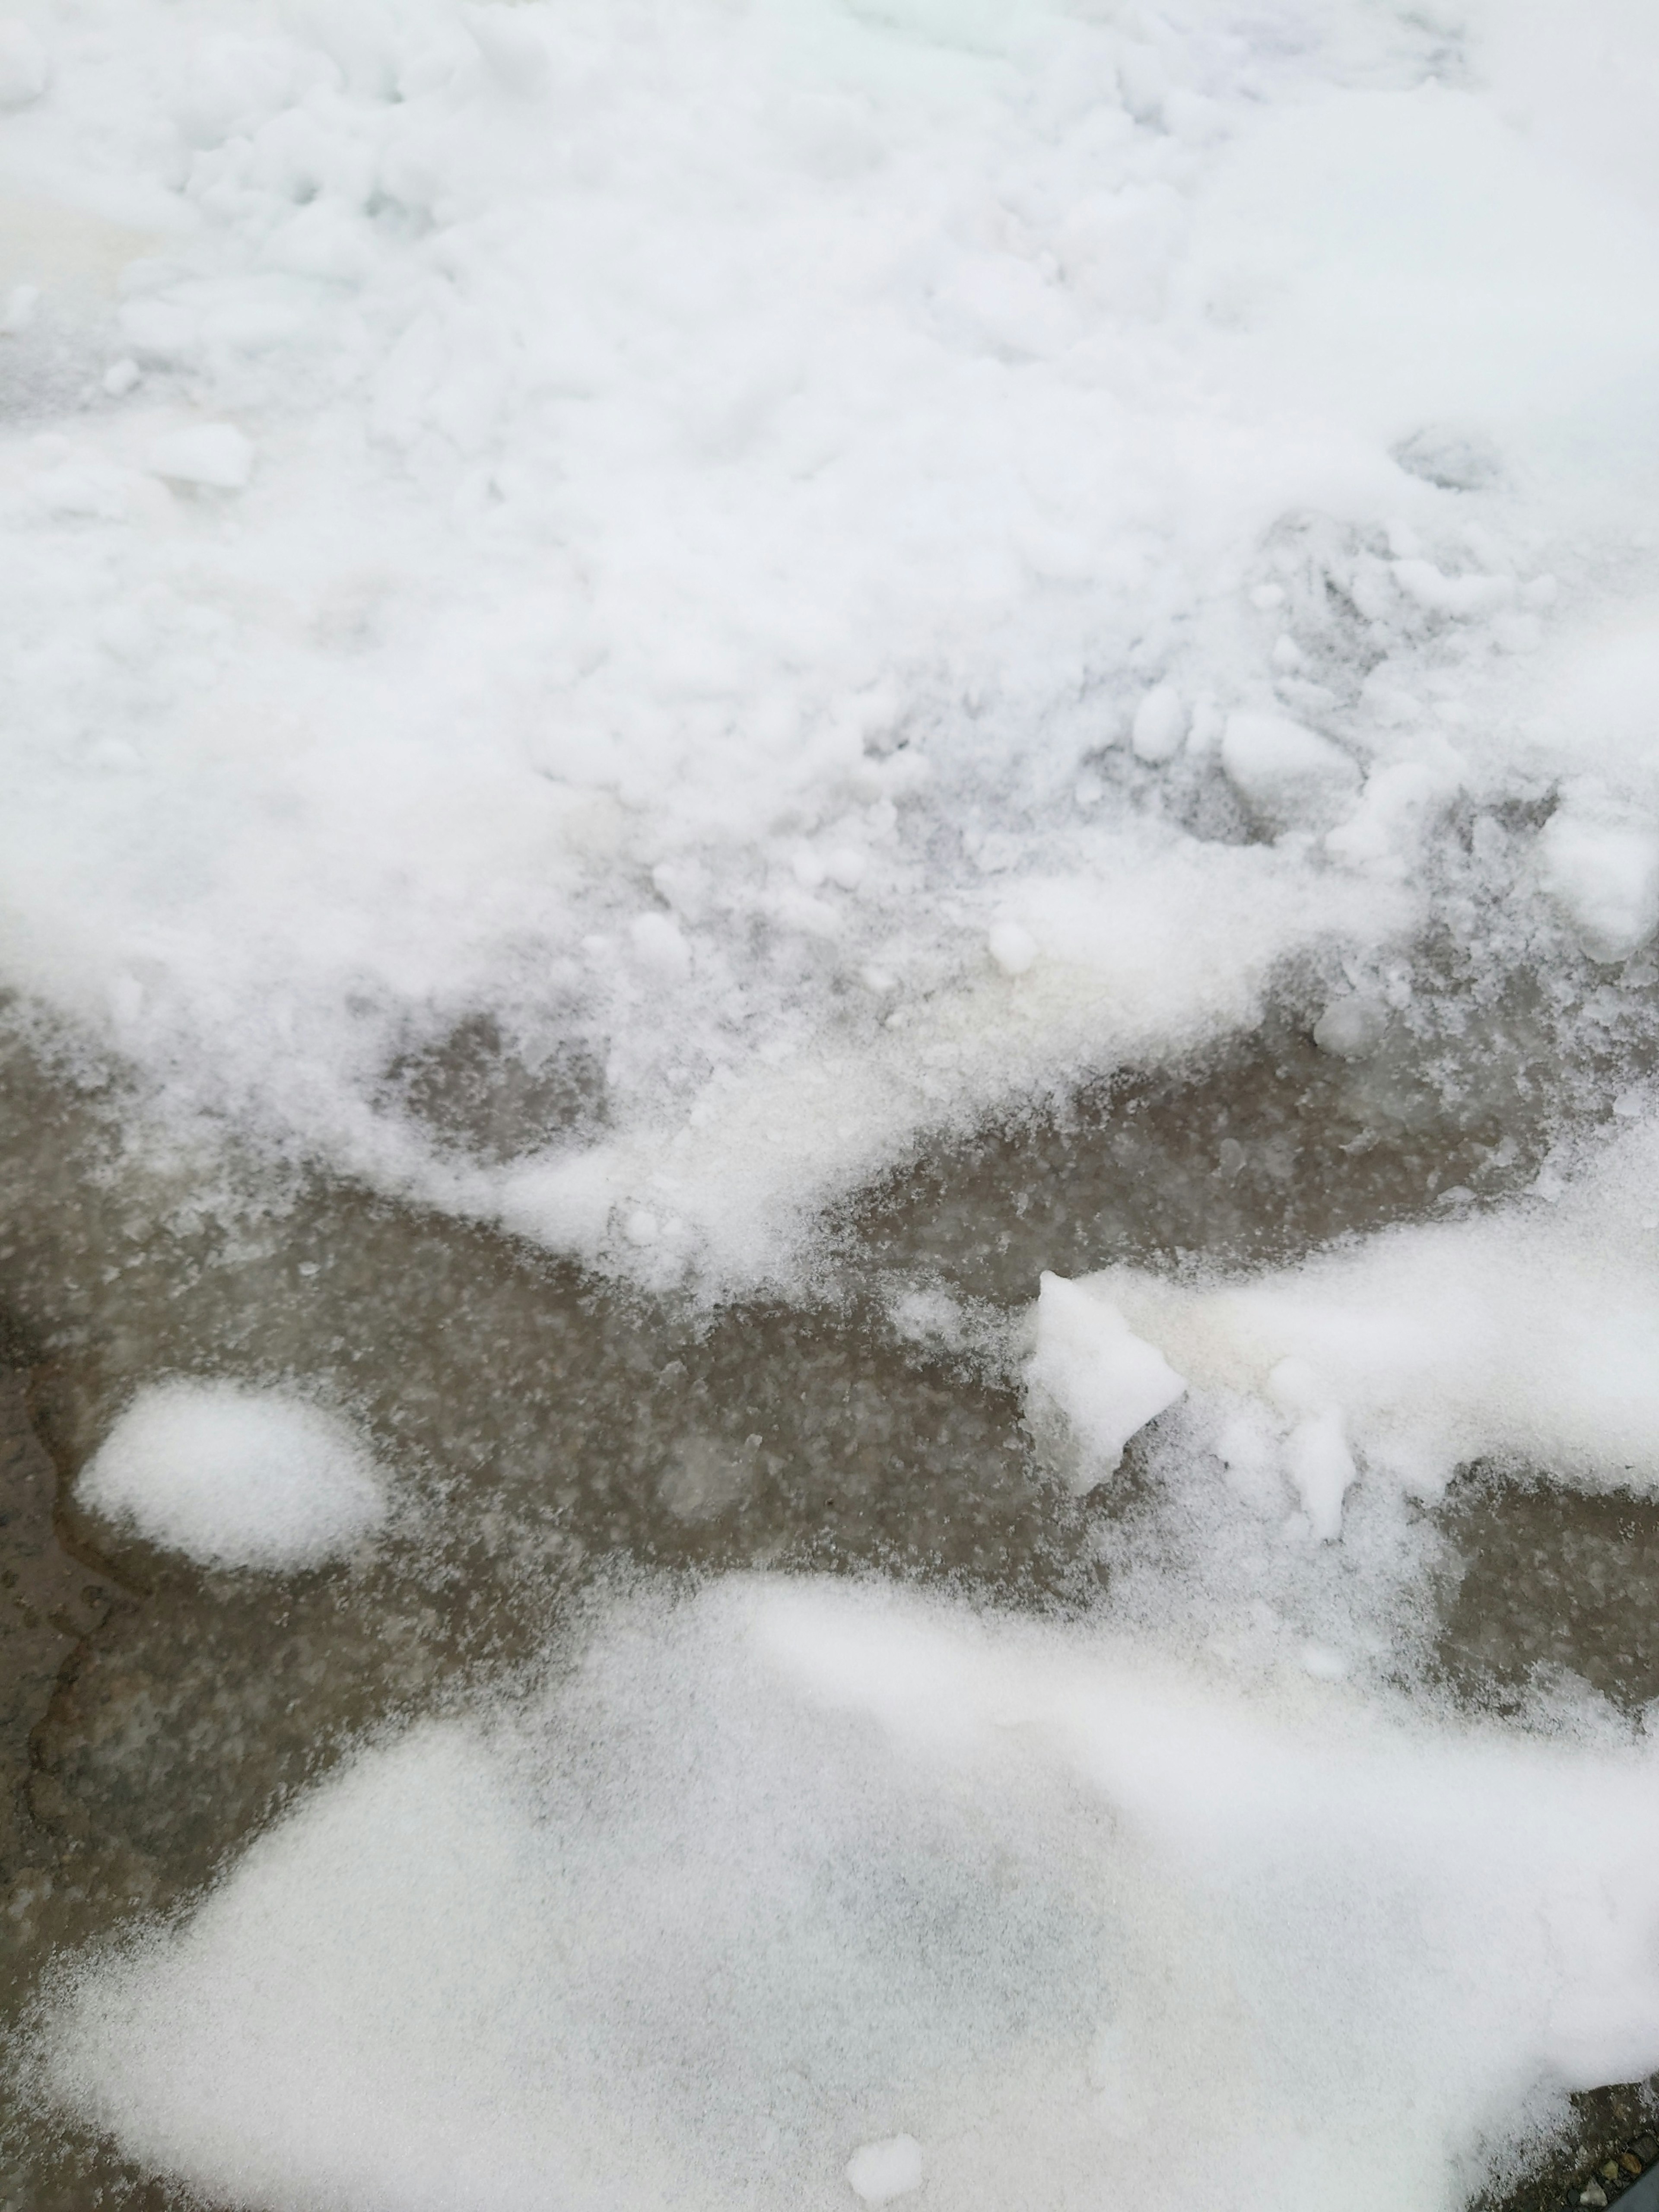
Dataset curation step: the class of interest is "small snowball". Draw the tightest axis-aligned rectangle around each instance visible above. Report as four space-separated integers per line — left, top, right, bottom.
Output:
102 357 142 398
1131 683 1186 765
845 2135 925 2204
148 423 254 492
1220 712 1360 833
120 299 201 363
1028 1272 1186 1490
1312 995 1385 1059
1538 810 1659 963
0 18 47 106
988 921 1037 976
76 1382 386 1570
826 847 867 891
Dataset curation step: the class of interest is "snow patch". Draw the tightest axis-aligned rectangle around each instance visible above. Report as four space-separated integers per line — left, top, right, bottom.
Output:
35 1580 1659 2212
77 1382 387 1569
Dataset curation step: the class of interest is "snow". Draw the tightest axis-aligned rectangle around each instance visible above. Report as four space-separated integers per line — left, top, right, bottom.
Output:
1029 1117 1659 1525
1027 1272 1186 1489
1220 712 1361 834
846 2136 925 2203
12 0 1659 2204
0 19 46 108
986 921 1037 978
1538 806 1659 964
76 1381 388 1570
1129 683 1186 766
0 0 1652 1290
146 422 254 492
35 1581 1659 2212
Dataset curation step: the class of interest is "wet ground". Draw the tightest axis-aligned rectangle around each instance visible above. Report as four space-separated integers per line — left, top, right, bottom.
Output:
2 965 1658 2210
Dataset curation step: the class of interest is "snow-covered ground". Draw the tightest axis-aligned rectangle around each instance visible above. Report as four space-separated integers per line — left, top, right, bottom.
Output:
9 0 1659 2205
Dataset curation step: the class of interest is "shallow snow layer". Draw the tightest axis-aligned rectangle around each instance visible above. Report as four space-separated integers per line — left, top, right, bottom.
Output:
77 1381 387 1569
37 1581 1659 2212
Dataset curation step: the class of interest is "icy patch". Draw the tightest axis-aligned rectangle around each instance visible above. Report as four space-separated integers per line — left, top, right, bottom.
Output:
77 1381 387 1570
35 1579 1659 2212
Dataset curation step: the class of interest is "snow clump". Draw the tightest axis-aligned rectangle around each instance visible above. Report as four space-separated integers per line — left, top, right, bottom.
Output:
77 1381 388 1569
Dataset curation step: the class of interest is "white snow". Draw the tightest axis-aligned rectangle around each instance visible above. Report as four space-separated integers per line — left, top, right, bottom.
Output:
1027 1272 1186 1489
146 423 254 492
1029 1118 1659 1526
845 2135 925 2204
36 1580 1659 2212
76 1381 387 1570
1129 683 1186 766
985 922 1036 978
0 0 1650 1287
0 19 46 108
1220 712 1361 835
14 0 1659 2205
1538 805 1659 964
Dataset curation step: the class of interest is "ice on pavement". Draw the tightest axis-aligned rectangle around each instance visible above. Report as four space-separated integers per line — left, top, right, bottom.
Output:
36 1581 1659 2212
76 1380 387 1569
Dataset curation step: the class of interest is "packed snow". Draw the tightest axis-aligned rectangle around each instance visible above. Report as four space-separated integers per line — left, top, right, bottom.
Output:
9 0 1659 2206
76 1381 388 1568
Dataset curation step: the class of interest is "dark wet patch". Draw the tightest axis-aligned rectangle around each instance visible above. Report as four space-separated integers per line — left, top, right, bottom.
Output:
0 1373 118 1896
836 1008 1538 1305
383 1009 609 1164
1435 1472 1659 1717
